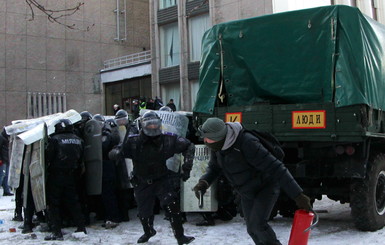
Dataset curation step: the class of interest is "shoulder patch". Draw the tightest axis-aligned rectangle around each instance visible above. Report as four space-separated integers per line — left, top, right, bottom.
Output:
177 137 188 143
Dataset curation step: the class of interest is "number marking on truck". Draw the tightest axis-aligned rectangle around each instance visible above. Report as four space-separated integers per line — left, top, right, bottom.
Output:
292 110 326 129
225 112 242 123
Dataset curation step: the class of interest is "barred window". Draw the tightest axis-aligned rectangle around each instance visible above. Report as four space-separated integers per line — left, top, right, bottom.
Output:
27 92 67 118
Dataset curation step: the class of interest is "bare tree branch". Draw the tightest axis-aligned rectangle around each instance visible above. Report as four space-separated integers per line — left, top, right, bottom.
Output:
25 0 94 31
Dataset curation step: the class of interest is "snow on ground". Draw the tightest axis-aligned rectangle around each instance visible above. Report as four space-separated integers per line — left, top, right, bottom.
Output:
1 194 384 245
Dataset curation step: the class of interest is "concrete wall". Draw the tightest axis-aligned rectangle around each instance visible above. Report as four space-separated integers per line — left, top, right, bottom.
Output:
0 0 149 126
209 0 273 24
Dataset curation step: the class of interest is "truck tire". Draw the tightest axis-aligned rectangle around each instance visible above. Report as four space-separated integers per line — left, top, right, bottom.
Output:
350 153 385 231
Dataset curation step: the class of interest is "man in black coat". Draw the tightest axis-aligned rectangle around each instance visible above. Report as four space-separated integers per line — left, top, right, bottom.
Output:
110 111 195 244
193 118 311 245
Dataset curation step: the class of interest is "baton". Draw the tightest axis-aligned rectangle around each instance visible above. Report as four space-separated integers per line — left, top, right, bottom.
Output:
198 191 204 208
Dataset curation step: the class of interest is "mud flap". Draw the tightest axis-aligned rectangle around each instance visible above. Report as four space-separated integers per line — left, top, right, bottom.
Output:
84 119 103 195
180 145 218 212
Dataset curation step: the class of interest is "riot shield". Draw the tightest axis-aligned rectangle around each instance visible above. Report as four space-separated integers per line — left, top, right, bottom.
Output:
84 119 103 195
118 125 133 189
29 141 45 212
181 145 218 212
29 124 47 212
155 110 189 173
8 135 25 188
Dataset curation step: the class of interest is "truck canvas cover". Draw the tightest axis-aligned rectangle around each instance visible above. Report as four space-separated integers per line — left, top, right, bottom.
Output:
194 5 385 114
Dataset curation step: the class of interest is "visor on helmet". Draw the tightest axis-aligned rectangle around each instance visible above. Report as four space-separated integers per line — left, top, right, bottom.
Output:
115 116 128 126
141 118 162 137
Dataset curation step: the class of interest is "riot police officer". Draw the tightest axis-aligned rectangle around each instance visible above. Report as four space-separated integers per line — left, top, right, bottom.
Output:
110 111 195 244
74 111 93 138
45 119 87 240
97 114 122 228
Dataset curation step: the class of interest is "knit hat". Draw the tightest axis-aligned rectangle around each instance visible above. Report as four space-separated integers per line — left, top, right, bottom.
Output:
200 118 227 141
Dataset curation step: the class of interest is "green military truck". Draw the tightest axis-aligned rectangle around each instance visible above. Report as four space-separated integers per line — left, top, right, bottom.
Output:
193 5 385 231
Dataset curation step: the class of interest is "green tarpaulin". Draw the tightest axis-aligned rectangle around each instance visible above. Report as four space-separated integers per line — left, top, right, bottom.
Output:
193 5 385 114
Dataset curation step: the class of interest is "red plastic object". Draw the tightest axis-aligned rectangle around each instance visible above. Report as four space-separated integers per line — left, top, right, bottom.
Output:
288 209 314 245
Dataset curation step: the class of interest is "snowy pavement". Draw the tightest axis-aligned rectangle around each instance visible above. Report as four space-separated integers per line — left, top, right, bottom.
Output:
0 194 384 245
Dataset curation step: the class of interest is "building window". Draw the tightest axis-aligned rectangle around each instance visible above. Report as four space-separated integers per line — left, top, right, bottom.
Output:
273 0 331 13
371 0 378 20
159 0 177 9
190 80 200 107
189 13 211 62
160 22 180 68
161 82 180 110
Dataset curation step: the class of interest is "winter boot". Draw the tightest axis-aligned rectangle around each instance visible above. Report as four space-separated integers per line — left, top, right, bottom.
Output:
21 223 33 234
75 226 87 234
196 213 215 226
137 216 156 243
167 202 194 245
12 212 23 222
44 231 64 241
22 213 34 234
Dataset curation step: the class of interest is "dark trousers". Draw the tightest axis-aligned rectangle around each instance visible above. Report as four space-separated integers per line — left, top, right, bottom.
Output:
15 173 24 216
46 171 85 233
241 182 281 245
24 177 36 227
134 176 177 219
102 160 121 222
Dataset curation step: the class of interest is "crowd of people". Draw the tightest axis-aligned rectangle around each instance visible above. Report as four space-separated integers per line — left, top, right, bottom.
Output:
2 107 232 244
1 106 312 245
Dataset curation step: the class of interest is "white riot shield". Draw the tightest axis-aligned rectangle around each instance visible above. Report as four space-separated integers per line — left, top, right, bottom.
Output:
158 110 189 172
8 135 25 188
181 145 218 212
29 140 46 212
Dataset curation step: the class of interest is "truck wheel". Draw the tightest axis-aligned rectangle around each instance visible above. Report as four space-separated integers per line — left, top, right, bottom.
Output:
350 153 385 231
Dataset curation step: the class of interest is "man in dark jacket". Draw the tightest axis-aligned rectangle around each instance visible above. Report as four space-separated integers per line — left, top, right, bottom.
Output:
110 111 195 244
0 128 12 196
193 118 311 245
44 119 87 240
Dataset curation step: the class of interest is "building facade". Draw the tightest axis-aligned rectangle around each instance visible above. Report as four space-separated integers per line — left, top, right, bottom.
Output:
149 0 385 112
0 0 150 126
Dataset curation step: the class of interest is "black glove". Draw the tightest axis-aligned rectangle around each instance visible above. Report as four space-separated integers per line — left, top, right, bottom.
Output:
193 180 209 199
108 146 120 160
294 193 312 211
181 171 190 182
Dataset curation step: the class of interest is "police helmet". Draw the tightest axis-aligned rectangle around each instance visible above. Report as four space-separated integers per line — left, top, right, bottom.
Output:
106 118 117 128
54 119 73 134
159 106 172 112
92 114 105 128
93 114 105 122
115 109 129 126
140 111 162 137
80 111 93 123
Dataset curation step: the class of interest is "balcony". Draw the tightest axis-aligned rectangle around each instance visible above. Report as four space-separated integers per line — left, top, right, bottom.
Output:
102 50 151 71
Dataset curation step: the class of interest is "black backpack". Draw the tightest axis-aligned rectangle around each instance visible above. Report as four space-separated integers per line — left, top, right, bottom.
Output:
243 128 285 161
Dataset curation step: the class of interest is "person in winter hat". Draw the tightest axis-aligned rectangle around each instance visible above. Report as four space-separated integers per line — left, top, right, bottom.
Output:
193 117 311 245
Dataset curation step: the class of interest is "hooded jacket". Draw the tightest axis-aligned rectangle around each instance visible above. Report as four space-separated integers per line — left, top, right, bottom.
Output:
200 122 302 199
